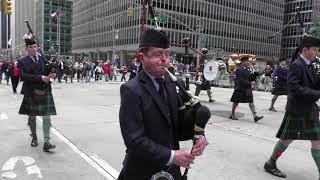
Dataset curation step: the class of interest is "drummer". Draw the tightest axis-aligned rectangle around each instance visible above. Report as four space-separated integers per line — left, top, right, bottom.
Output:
194 59 215 103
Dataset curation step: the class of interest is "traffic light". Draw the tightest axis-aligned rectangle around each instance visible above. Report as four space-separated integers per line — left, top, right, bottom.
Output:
127 6 133 17
5 0 12 15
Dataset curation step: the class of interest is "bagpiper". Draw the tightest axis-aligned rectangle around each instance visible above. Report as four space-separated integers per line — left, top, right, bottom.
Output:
269 58 288 112
18 34 57 152
264 36 320 179
229 55 264 122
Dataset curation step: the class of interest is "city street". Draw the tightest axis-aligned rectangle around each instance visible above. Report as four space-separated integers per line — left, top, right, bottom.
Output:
0 80 318 180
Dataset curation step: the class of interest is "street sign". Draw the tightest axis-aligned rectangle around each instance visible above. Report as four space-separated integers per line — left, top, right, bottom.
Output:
200 34 207 48
148 16 167 24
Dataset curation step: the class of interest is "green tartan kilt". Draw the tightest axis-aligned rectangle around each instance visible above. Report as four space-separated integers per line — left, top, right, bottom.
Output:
276 111 320 140
19 91 57 116
230 89 253 103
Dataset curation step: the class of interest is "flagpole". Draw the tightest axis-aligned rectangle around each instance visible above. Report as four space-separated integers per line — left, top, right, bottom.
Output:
58 14 60 57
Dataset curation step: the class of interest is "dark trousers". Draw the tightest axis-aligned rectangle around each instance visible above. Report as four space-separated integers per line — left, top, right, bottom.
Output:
121 74 126 82
57 70 63 82
11 76 19 93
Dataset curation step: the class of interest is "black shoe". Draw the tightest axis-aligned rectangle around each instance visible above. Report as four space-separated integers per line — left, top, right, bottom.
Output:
269 107 277 112
43 142 56 152
264 162 286 178
229 115 238 120
31 136 38 147
209 99 215 103
254 116 264 122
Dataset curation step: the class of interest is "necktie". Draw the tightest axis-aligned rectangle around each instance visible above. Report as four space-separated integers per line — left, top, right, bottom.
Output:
34 56 39 63
155 78 166 97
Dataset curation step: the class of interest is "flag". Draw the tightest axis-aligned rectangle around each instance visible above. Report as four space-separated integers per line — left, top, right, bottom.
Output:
50 9 60 18
8 38 11 46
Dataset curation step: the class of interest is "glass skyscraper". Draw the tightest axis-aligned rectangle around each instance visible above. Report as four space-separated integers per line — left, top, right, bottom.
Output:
36 0 73 57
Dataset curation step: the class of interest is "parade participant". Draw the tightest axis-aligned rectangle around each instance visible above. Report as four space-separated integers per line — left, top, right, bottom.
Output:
194 60 214 103
269 58 288 112
229 55 264 122
263 36 320 179
18 34 57 152
118 29 208 180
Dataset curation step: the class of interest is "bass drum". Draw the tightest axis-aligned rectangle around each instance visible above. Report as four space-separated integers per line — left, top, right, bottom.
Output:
203 60 218 81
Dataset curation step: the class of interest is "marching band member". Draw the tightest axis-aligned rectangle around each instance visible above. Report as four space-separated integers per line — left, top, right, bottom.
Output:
229 55 264 122
18 35 57 152
269 58 288 112
194 60 214 103
118 29 208 180
264 36 320 179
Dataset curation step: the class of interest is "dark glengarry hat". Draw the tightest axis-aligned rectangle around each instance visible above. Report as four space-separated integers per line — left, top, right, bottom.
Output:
139 29 169 49
299 36 320 48
23 34 37 46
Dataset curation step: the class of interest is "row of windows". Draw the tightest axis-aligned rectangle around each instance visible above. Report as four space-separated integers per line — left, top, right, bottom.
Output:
73 24 280 57
72 0 287 57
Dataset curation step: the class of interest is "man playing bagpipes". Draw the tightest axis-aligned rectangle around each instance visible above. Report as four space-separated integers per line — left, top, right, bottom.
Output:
18 34 57 152
118 28 211 180
229 55 264 122
263 33 320 179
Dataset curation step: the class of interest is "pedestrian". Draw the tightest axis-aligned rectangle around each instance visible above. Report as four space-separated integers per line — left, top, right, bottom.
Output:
11 61 19 93
269 58 288 112
118 29 208 180
57 59 64 83
229 55 264 122
103 62 110 81
18 34 57 152
120 64 127 82
263 36 320 179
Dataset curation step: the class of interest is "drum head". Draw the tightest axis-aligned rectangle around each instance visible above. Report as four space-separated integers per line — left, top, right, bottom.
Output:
203 61 218 81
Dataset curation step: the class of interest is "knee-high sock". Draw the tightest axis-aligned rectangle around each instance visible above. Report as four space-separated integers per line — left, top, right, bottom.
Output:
311 149 320 175
232 103 238 115
271 96 278 107
42 116 51 143
28 116 37 136
249 102 257 117
206 89 213 100
269 141 288 163
195 86 201 96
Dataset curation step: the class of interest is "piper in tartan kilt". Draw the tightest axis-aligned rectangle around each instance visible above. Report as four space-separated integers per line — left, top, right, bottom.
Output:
18 34 57 152
269 58 288 112
229 55 264 122
264 36 320 179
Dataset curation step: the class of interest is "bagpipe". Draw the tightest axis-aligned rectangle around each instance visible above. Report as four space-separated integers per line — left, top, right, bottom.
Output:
145 1 211 180
25 20 58 76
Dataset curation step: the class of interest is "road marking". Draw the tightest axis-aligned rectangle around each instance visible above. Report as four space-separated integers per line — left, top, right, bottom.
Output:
1 156 42 179
37 117 119 179
0 113 8 120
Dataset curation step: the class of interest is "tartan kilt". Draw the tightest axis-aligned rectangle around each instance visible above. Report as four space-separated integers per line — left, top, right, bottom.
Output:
230 89 253 103
19 91 56 116
276 111 320 140
271 87 288 95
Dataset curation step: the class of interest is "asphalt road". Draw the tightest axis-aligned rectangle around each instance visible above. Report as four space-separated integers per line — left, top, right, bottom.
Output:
0 79 318 180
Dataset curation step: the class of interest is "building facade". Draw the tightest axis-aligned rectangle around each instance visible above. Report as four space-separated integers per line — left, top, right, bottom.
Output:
282 0 320 59
36 0 73 57
73 0 284 65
